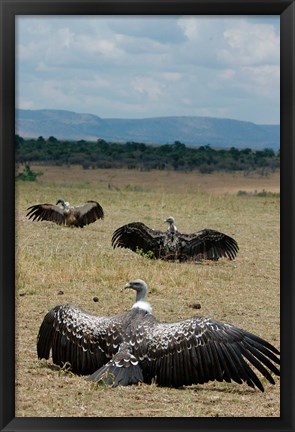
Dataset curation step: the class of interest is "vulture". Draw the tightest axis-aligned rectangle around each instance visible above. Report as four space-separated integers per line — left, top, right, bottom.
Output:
111 216 239 262
37 279 280 391
26 199 104 228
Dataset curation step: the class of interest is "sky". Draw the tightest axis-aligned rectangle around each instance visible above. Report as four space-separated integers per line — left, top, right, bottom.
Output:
16 16 280 125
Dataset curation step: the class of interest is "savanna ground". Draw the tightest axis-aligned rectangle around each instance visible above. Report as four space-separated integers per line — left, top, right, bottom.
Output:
15 166 280 418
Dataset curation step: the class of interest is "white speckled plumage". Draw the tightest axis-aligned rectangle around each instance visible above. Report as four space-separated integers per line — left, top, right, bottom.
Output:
37 279 280 391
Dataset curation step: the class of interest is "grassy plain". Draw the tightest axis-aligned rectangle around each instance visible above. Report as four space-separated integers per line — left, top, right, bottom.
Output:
15 166 280 417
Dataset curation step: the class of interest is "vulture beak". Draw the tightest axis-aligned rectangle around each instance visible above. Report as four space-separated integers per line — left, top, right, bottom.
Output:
123 282 132 290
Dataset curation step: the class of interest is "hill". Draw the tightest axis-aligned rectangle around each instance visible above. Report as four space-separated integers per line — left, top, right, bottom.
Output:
16 109 280 150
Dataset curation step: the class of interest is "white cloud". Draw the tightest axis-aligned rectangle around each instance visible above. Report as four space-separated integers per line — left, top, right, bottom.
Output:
58 27 75 49
18 100 35 109
16 16 280 124
219 69 236 80
240 65 280 95
35 61 52 72
219 20 279 66
161 72 182 82
78 36 123 59
132 77 163 100
177 17 200 40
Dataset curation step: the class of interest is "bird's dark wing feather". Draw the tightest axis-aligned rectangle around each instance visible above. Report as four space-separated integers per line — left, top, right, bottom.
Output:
112 222 166 258
73 201 104 227
178 229 239 260
26 204 65 225
37 304 124 375
134 315 279 391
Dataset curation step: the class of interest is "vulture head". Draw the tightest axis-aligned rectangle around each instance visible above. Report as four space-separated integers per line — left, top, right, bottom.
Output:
56 199 70 209
124 279 152 313
165 216 177 233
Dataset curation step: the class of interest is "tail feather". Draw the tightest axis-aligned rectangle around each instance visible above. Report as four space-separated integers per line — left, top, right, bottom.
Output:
87 343 143 387
37 308 57 359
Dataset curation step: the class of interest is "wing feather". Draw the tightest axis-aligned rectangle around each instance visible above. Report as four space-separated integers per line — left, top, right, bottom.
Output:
73 201 104 227
136 315 279 390
239 343 278 382
178 229 239 261
26 204 65 225
112 222 165 258
37 304 124 375
212 341 233 384
206 340 224 382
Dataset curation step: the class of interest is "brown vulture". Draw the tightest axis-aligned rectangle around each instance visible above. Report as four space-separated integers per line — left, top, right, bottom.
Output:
37 279 280 391
26 199 104 228
111 216 239 261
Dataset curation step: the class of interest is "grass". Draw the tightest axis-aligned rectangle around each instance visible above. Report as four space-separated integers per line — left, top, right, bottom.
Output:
15 166 280 417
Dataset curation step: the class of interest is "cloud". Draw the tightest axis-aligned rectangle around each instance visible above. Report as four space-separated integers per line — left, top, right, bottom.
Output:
132 77 163 100
16 16 280 124
219 20 279 66
219 69 236 80
177 16 200 40
160 72 182 82
240 65 280 95
108 17 186 44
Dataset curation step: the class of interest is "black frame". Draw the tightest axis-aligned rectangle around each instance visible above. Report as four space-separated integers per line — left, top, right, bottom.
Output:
1 1 294 431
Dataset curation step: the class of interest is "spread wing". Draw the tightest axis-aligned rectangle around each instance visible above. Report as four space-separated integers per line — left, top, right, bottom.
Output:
26 203 66 225
111 222 166 258
134 315 279 391
37 304 124 375
72 201 104 227
178 229 239 260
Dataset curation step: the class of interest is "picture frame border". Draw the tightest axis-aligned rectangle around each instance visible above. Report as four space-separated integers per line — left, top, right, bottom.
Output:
1 0 294 431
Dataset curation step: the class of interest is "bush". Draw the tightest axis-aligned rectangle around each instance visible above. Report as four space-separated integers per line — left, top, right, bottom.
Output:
16 164 43 181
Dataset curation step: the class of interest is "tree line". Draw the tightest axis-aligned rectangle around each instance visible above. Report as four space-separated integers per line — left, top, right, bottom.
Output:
15 135 280 174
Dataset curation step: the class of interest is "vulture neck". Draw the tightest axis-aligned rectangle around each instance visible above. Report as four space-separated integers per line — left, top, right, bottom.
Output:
131 283 152 314
134 285 147 302
167 221 177 234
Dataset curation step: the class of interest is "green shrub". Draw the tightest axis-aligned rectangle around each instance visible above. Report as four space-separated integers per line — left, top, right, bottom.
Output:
16 164 43 181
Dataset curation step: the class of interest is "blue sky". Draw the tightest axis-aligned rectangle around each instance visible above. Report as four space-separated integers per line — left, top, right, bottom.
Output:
16 16 280 125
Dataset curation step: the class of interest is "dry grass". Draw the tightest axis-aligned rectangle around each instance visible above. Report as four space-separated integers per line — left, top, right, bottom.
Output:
15 166 280 417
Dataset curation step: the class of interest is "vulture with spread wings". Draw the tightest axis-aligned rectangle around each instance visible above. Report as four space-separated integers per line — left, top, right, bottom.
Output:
37 279 280 391
112 216 238 261
26 199 104 228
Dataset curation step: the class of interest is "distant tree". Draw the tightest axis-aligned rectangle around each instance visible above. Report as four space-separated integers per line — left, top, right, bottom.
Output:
261 148 275 158
14 136 280 173
229 147 240 161
173 141 186 151
240 148 252 155
96 139 109 152
48 136 58 143
15 135 25 146
199 163 215 174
